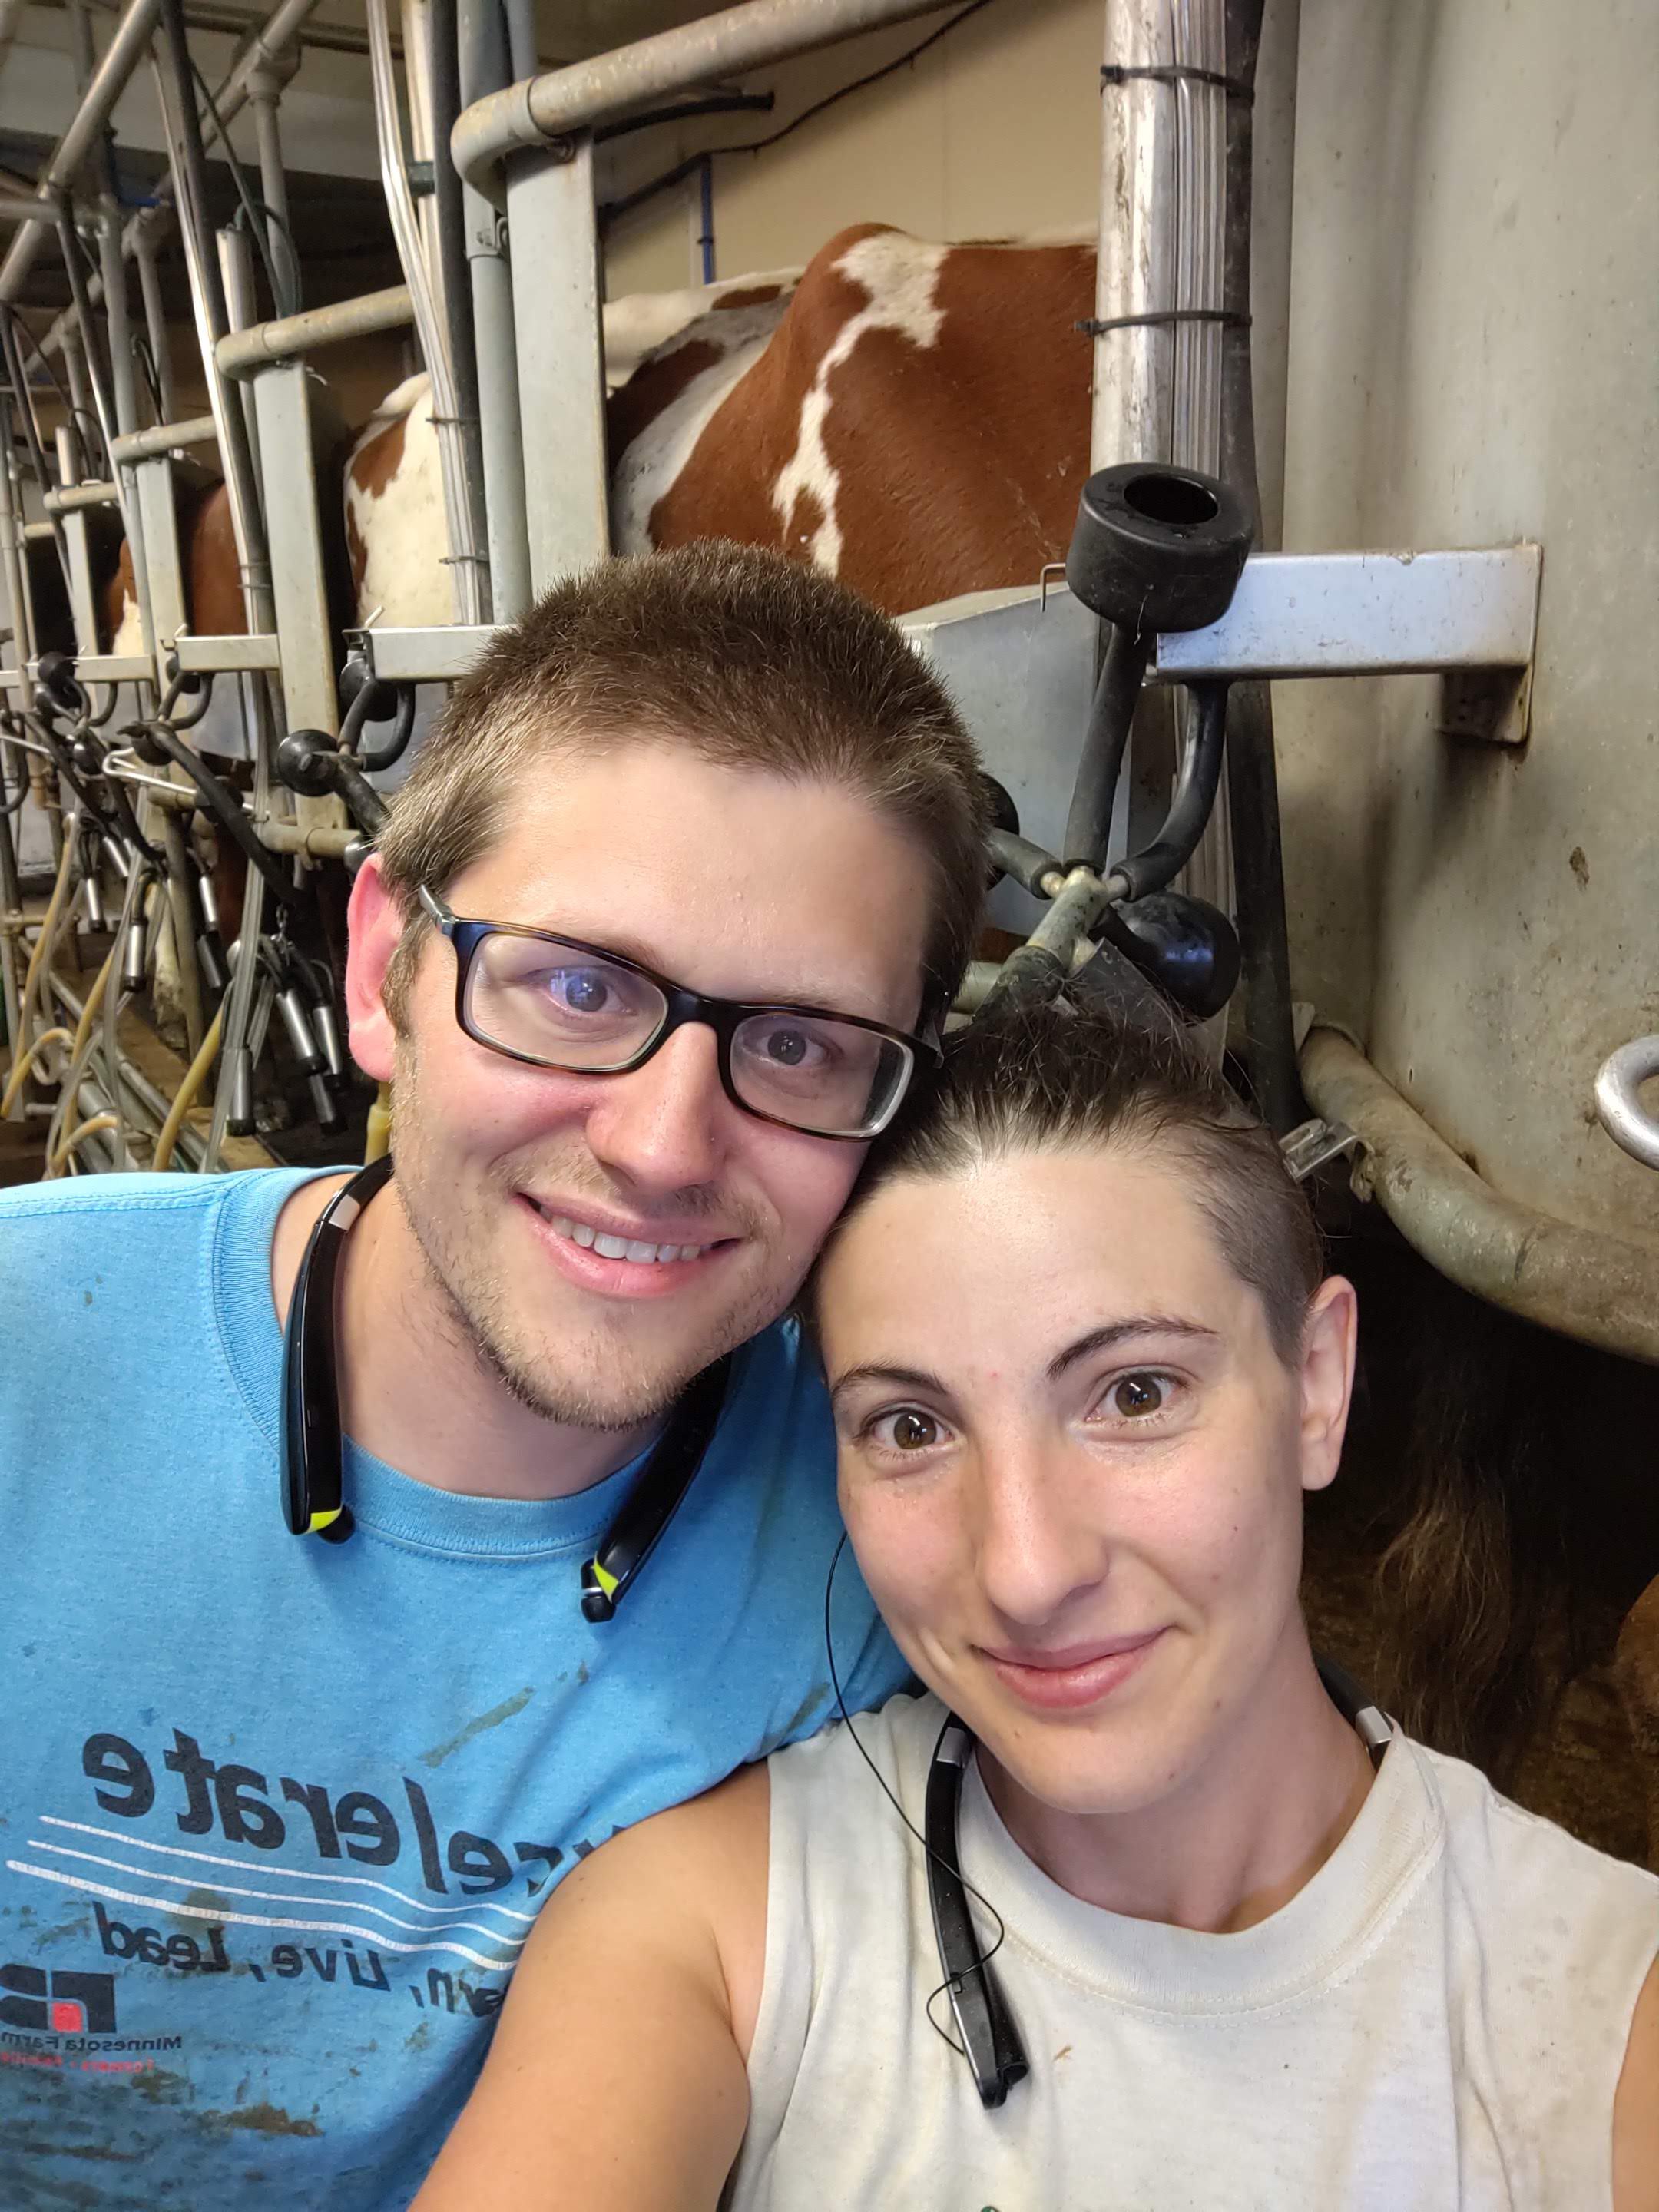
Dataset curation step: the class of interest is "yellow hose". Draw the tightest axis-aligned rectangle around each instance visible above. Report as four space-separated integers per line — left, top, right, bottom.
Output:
151 1002 224 1174
48 1111 118 1176
0 1025 74 1119
365 1080 392 1162
16 833 75 1027
70 942 117 1061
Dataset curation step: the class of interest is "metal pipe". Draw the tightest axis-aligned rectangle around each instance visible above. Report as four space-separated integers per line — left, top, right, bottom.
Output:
29 0 326 357
366 0 482 620
215 284 415 379
247 67 300 315
149 13 273 631
217 227 264 482
0 187 92 224
109 414 220 465
134 225 177 422
0 0 164 303
460 0 530 619
157 804 204 1058
45 479 121 513
1300 1025 1659 1367
1594 1035 1659 1173
429 0 489 618
452 0 947 200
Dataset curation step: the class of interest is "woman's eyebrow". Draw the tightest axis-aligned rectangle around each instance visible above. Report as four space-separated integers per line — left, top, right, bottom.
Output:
828 1363 948 1406
1046 1317 1220 1381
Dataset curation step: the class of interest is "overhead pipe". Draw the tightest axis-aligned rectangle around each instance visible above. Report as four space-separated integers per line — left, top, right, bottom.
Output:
0 0 164 303
1300 1025 1659 1367
26 0 326 356
452 0 948 201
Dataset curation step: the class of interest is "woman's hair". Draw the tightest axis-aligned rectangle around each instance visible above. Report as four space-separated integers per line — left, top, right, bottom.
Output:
813 995 1325 1363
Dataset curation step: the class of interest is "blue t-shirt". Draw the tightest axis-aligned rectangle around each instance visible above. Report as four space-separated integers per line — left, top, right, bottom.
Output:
0 1169 907 2208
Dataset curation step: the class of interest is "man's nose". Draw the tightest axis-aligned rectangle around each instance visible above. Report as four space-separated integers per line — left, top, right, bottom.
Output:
582 1021 732 1194
972 1439 1110 1630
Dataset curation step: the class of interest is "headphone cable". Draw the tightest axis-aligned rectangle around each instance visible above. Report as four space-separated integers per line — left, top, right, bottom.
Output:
822 1531 1011 2059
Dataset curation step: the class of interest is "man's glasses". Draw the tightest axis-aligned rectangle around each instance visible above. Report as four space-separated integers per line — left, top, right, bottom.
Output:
418 886 938 1141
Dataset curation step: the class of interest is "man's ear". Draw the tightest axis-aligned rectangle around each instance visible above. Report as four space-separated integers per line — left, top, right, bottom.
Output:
343 854 406 1083
1296 1274 1358 1496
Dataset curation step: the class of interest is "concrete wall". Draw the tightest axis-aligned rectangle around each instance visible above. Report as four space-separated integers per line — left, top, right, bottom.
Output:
1275 0 1659 1243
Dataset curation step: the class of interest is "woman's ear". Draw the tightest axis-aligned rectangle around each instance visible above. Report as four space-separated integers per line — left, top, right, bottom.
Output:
343 855 405 1084
1296 1275 1358 1495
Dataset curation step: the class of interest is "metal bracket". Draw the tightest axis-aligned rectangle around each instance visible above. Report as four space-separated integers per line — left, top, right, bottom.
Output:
171 632 282 674
1280 1115 1362 1184
348 624 498 683
1151 545 1541 700
33 654 154 685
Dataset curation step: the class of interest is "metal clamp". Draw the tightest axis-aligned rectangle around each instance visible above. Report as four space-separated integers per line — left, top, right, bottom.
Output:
1280 1116 1362 1184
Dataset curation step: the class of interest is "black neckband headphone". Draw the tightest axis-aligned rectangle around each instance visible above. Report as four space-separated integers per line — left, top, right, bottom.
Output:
279 1155 731 1619
922 1652 1394 2109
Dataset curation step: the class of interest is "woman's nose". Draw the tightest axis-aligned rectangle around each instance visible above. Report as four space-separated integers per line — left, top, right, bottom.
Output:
972 1441 1111 1631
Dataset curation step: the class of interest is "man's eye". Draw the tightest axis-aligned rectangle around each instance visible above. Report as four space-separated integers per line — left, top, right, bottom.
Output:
548 969 611 1014
757 1023 826 1068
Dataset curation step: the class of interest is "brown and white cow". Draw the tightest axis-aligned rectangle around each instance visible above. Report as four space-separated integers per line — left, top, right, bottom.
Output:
343 226 1093 623
343 266 805 625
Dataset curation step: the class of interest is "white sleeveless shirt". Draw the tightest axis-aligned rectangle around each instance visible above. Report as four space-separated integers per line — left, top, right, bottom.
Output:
726 1692 1657 2212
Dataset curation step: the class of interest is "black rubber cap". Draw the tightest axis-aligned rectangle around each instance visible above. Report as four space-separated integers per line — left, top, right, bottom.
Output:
275 728 341 799
1066 464 1253 635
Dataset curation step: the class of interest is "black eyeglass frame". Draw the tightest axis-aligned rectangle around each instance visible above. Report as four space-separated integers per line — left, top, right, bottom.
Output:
417 885 940 1141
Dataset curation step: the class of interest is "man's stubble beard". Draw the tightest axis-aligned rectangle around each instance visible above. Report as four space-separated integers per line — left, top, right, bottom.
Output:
389 1045 800 1432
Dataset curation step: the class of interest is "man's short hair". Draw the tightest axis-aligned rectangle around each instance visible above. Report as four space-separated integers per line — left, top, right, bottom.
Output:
376 541 988 1025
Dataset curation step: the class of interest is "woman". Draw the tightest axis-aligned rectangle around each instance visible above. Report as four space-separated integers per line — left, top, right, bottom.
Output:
414 1001 1658 2211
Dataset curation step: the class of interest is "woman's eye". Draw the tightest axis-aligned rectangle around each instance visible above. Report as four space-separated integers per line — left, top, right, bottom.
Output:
1107 1373 1168 1419
868 1408 942 1452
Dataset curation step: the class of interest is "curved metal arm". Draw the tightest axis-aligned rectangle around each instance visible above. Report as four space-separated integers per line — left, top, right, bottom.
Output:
1595 1035 1659 1171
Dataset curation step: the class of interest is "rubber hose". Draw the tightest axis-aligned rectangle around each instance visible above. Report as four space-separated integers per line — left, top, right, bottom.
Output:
1111 684 1229 902
1063 625 1150 870
0 1025 74 1120
47 1111 118 1177
152 1002 224 1174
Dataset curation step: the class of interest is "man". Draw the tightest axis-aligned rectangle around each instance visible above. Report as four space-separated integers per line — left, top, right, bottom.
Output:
0 543 988 2207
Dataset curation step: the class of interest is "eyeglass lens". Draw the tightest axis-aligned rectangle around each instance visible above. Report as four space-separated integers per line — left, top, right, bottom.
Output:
463 931 911 1137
